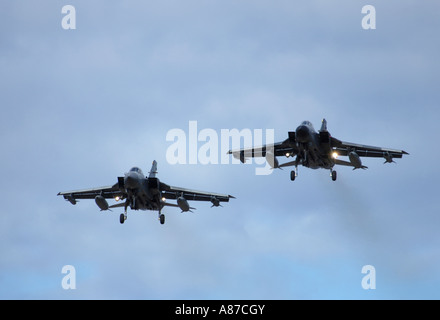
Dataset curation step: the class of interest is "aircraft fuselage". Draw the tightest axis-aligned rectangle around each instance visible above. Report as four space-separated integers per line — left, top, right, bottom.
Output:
123 167 161 212
293 121 334 170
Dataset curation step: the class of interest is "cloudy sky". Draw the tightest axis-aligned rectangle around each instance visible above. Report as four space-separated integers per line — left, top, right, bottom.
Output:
1 0 439 299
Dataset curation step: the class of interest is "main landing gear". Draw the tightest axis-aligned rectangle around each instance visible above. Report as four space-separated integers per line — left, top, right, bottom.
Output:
119 213 165 225
120 212 166 225
120 201 128 224
290 170 296 181
119 198 166 225
290 164 298 181
290 168 337 181
159 212 165 225
119 211 166 225
331 169 337 181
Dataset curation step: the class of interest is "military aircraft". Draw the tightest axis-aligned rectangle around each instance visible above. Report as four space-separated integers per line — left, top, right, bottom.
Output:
228 119 408 181
58 161 234 225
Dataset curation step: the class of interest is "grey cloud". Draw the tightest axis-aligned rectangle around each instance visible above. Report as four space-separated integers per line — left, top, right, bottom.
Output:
1 0 439 299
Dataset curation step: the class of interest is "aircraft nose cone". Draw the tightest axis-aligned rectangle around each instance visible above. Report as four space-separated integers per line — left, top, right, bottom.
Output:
124 173 139 189
296 125 310 142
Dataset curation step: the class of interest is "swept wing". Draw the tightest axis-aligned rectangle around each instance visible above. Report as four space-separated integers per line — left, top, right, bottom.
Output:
57 183 124 203
332 139 409 159
228 138 297 163
161 185 234 203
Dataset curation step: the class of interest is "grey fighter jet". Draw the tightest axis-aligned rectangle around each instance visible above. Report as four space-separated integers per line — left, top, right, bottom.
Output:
228 119 408 181
58 161 234 225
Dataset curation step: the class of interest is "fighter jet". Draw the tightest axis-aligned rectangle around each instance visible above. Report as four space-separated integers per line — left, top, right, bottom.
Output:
228 119 408 181
58 161 234 225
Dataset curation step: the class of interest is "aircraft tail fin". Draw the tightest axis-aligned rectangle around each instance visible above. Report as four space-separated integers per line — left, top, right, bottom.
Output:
149 160 158 178
320 118 328 132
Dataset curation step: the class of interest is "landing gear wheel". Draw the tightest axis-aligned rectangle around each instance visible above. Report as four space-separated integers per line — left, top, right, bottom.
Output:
159 214 165 225
119 213 125 224
331 170 337 181
290 170 296 181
